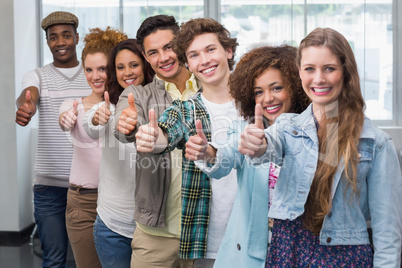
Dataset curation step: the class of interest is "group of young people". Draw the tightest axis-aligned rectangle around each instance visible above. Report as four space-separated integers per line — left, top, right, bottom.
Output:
15 9 402 268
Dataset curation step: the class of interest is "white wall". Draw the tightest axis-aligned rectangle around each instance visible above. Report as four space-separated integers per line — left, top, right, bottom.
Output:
0 0 38 232
381 127 402 174
0 0 19 232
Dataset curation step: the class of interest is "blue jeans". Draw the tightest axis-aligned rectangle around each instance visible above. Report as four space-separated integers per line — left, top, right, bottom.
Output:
93 215 132 268
33 185 69 268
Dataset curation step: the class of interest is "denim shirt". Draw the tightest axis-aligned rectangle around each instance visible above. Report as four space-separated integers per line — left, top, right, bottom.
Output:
251 104 402 267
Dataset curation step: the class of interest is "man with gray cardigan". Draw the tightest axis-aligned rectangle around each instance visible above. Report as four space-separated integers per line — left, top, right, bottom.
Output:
114 15 198 268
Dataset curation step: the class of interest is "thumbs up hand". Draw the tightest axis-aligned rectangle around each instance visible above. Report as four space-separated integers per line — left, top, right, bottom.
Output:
15 90 37 126
238 103 267 158
135 109 160 153
60 100 79 131
185 119 215 161
117 93 138 135
93 91 111 126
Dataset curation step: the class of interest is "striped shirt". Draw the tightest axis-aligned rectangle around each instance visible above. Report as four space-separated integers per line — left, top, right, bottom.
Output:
158 92 213 259
25 63 91 187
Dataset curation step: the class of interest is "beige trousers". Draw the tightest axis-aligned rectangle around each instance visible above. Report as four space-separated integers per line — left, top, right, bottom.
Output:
66 188 101 268
131 227 194 268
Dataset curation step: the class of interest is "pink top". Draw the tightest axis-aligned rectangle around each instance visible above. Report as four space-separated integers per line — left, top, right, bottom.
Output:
67 98 102 188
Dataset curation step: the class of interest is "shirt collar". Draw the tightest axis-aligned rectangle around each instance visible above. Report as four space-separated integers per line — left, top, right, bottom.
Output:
156 72 199 100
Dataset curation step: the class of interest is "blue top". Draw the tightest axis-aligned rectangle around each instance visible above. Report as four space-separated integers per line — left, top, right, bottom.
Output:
251 104 402 267
195 120 273 268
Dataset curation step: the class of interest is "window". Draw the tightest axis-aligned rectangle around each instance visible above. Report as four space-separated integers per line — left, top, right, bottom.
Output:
41 0 398 124
122 0 203 37
221 0 394 122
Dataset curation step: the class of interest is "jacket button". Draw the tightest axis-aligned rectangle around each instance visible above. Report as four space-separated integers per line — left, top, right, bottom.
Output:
292 130 298 135
328 212 332 217
237 244 241 251
327 237 332 243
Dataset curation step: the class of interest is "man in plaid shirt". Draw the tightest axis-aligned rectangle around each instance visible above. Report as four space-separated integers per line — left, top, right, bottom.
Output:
136 18 240 267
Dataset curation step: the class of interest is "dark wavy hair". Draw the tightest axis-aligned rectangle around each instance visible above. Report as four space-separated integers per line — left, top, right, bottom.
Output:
229 45 310 123
136 15 179 52
106 39 154 105
171 18 238 71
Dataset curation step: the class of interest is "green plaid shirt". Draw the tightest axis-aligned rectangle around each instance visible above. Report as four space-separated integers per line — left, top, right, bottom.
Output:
158 92 213 259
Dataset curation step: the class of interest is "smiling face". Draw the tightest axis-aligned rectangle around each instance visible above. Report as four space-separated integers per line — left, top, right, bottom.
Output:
254 68 292 125
142 29 183 83
299 46 343 113
185 33 232 88
115 49 145 88
83 52 108 95
46 24 79 68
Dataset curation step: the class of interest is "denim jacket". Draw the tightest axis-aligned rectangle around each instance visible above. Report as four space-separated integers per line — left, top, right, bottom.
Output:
252 104 402 267
195 120 271 267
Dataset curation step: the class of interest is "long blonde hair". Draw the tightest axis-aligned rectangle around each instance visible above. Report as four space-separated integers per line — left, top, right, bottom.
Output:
296 28 365 234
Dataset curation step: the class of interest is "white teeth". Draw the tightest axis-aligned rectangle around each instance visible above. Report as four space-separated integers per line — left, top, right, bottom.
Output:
161 63 173 69
59 49 66 53
93 82 103 86
125 79 134 84
202 67 216 74
266 105 280 111
313 87 331 93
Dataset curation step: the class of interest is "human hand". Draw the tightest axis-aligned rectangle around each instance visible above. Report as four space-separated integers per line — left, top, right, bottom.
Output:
185 119 211 161
15 90 36 126
238 103 267 157
135 109 159 153
60 100 78 131
93 91 111 126
117 93 138 135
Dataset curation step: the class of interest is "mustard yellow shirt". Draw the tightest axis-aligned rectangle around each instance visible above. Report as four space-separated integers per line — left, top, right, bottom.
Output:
137 73 199 238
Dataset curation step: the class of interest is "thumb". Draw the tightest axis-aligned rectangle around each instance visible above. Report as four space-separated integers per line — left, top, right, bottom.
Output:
149 109 157 129
128 93 137 113
104 91 110 110
25 90 32 103
254 103 264 130
195 119 206 140
72 100 78 115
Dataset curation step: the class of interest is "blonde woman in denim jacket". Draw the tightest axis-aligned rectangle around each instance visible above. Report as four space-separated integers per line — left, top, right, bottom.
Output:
240 28 402 267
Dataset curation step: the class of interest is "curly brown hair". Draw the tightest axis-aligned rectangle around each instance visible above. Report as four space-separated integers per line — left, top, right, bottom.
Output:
230 45 310 123
171 18 238 71
81 26 127 65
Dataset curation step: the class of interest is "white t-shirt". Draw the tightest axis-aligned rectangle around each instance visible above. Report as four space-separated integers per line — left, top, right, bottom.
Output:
22 64 82 92
83 102 137 238
200 94 241 259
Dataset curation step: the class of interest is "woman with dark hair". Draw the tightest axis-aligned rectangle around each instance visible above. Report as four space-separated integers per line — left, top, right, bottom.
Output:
106 39 154 105
185 44 310 267
92 39 154 124
83 39 154 268
240 28 402 267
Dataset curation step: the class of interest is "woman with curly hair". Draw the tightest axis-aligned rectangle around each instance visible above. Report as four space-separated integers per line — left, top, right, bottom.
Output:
240 28 402 267
185 44 310 267
58 26 127 268
82 39 154 268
